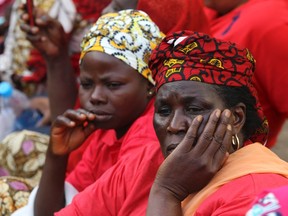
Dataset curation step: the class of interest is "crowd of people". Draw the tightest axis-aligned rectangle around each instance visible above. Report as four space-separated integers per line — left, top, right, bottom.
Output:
0 0 287 215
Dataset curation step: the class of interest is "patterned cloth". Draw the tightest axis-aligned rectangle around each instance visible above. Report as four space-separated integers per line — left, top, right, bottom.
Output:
0 176 33 216
0 130 49 187
246 185 288 216
80 9 164 85
149 30 268 144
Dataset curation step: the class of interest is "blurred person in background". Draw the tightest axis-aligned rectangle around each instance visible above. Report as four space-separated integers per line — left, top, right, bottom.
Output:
203 0 288 148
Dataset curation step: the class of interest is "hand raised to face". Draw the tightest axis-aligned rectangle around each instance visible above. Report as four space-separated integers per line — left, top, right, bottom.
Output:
49 108 98 156
153 109 233 201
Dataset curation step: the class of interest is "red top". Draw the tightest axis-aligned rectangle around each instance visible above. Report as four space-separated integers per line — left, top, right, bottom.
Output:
55 100 164 215
205 0 288 147
194 173 288 215
137 0 210 35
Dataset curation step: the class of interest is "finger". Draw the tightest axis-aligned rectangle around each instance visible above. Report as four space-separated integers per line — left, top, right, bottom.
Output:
205 109 232 156
82 121 97 137
212 124 233 170
26 34 44 43
20 24 43 45
20 12 29 22
76 109 96 121
194 109 221 154
35 13 62 29
176 115 203 153
61 109 89 125
35 14 50 26
18 2 25 10
53 115 76 128
20 22 39 34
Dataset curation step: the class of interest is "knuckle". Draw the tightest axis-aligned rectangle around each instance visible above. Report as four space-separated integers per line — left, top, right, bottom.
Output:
219 144 227 153
219 119 229 126
210 117 219 125
202 133 213 142
213 135 223 145
66 109 75 113
185 133 197 141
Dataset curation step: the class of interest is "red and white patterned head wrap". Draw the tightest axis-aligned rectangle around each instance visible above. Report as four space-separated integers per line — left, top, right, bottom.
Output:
149 30 269 144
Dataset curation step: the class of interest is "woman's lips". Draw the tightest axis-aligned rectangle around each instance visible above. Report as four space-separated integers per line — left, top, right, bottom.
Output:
91 111 113 121
94 114 113 121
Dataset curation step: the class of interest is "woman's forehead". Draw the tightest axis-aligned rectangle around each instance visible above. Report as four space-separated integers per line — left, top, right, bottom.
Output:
156 81 219 101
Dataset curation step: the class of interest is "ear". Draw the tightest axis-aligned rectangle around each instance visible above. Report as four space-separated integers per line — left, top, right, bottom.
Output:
230 102 246 136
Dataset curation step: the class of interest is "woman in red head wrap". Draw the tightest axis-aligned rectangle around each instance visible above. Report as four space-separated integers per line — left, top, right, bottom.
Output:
146 30 288 216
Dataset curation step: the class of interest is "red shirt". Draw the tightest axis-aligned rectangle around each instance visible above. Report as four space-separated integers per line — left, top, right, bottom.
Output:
205 0 288 147
194 173 288 215
137 0 210 35
55 100 164 215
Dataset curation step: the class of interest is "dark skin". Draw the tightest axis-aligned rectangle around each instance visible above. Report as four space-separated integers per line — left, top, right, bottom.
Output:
147 81 246 215
20 10 78 122
102 0 138 14
203 0 248 15
34 52 154 216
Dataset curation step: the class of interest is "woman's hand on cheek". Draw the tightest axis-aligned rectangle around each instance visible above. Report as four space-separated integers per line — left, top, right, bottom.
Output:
49 109 97 156
153 109 233 201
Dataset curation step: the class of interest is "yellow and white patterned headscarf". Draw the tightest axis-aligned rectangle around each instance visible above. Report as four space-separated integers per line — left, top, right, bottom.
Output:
80 9 164 85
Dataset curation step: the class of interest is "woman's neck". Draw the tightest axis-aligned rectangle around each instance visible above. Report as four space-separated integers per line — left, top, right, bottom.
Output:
216 0 248 16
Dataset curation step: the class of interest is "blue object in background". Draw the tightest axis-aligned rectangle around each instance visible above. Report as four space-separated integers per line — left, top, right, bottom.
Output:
14 108 43 130
0 81 13 98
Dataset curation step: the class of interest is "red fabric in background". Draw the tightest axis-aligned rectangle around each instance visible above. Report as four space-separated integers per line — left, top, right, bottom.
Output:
137 0 210 35
205 0 288 147
24 50 47 83
0 0 13 16
72 0 111 22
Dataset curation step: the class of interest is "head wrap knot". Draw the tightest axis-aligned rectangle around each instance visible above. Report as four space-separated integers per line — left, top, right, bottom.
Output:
149 30 268 144
80 9 164 84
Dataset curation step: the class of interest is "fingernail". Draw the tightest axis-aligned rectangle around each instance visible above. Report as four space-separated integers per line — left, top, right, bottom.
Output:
225 110 231 118
215 109 221 118
197 115 203 122
89 113 95 118
41 15 47 21
227 124 232 131
31 26 38 32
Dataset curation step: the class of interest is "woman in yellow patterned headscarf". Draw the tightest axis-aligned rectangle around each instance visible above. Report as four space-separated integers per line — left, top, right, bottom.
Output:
13 9 165 216
80 9 164 84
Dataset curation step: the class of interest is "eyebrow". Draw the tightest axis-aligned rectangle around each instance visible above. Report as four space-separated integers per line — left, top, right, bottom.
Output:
155 94 197 105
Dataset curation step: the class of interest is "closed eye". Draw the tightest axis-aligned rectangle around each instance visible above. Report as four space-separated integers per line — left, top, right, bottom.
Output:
106 82 123 89
186 106 204 114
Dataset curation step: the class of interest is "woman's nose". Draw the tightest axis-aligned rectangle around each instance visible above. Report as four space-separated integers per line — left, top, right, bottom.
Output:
90 86 107 105
167 110 190 134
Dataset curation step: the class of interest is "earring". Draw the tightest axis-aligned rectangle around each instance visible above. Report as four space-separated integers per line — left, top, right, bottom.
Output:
148 91 154 96
232 134 240 150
